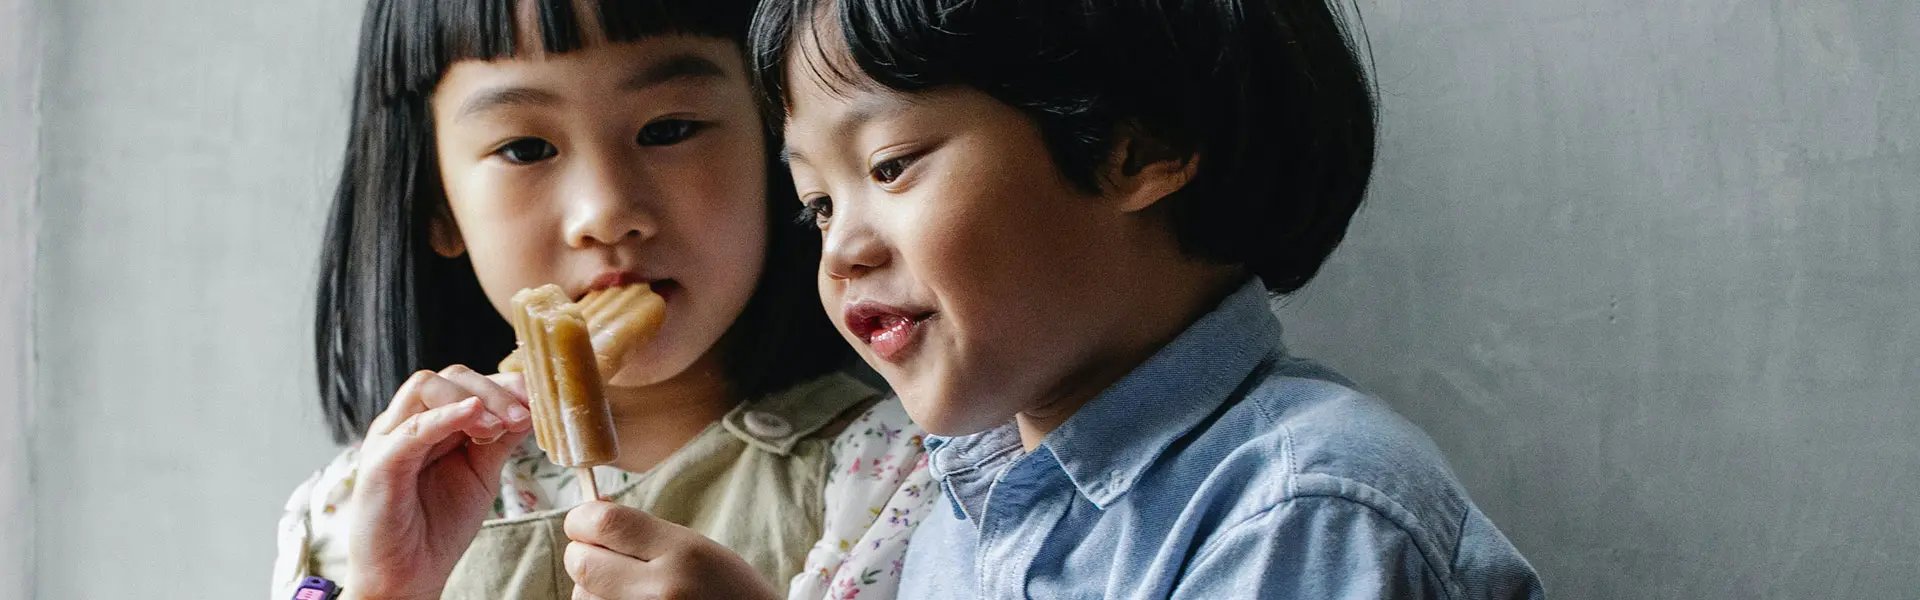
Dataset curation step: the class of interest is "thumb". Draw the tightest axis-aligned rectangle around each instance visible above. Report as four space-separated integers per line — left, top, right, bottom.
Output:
564 501 694 561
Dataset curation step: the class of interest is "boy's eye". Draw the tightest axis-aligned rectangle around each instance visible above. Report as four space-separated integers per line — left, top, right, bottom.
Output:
496 138 558 164
796 196 833 229
869 155 916 185
637 119 704 146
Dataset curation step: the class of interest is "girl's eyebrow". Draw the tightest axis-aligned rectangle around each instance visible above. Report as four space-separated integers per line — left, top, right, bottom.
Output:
455 53 729 123
456 86 563 123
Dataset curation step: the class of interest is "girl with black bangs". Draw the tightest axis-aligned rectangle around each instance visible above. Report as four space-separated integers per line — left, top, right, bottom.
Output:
271 1 932 598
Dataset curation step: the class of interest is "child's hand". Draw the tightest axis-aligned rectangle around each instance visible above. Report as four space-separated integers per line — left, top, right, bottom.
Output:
346 366 535 600
562 501 781 600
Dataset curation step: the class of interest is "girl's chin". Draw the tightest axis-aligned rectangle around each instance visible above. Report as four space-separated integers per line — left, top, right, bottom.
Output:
604 340 726 388
604 353 677 387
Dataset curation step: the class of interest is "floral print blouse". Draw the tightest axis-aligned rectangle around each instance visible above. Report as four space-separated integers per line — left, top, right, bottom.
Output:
273 389 932 600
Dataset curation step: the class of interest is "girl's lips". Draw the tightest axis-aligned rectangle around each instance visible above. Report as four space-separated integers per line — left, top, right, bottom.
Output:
580 272 678 301
586 271 646 294
843 302 934 364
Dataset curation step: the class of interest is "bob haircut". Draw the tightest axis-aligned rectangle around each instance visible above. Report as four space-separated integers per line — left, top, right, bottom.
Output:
750 0 1379 295
316 0 848 443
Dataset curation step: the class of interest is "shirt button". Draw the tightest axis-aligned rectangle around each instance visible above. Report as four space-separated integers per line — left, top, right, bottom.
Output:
742 410 793 439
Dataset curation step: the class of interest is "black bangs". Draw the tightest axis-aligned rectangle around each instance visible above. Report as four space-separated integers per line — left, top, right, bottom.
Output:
746 0 867 121
364 0 756 102
749 0 1103 126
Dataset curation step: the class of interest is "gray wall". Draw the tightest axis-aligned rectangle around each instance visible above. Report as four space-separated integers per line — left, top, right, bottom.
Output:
3 0 42 597
19 0 1918 598
1278 0 1920 597
31 1 355 598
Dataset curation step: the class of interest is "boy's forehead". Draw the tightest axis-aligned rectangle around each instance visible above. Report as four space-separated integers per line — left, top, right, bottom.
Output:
781 80 916 162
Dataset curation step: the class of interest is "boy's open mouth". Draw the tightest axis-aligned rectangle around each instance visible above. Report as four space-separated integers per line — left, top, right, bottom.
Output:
843 302 935 363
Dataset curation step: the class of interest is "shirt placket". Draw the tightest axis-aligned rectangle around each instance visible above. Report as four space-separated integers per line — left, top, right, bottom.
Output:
973 449 1074 599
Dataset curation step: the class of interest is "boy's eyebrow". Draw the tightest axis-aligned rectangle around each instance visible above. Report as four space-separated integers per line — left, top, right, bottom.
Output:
455 54 728 123
778 94 910 166
839 95 904 131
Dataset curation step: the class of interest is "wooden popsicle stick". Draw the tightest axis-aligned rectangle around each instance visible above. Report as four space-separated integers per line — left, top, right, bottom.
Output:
576 466 601 501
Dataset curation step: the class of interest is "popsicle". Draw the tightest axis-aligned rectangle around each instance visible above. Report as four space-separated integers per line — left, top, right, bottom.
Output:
503 283 667 497
504 284 622 500
498 283 667 377
572 282 668 376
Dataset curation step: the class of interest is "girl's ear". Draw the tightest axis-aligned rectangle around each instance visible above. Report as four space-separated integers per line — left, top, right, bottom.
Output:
428 206 466 258
1103 126 1200 214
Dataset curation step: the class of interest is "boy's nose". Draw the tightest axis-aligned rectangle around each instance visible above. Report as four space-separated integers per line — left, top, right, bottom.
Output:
820 204 887 280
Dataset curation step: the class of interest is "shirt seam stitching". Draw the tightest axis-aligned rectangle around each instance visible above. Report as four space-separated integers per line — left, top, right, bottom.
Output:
1187 490 1457 600
1451 504 1472 570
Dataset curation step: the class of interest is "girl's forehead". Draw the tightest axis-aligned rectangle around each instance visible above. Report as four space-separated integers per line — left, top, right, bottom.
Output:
428 40 750 131
436 37 741 96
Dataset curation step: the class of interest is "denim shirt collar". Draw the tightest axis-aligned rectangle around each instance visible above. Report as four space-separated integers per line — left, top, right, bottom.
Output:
926 277 1285 514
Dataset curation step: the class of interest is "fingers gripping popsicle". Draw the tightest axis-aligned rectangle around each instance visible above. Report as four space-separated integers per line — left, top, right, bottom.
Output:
504 283 666 500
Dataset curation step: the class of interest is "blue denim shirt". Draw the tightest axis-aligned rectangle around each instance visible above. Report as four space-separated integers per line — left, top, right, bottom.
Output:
898 279 1544 599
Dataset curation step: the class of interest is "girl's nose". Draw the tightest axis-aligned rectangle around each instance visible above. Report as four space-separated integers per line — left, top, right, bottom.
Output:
563 155 658 248
820 203 887 280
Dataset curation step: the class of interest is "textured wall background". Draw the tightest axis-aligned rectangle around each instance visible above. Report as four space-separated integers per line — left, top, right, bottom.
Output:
31 1 354 597
4 0 43 597
1279 0 1920 597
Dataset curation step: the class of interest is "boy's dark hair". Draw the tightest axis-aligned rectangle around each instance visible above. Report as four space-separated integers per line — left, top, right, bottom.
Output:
749 0 1377 295
316 0 848 444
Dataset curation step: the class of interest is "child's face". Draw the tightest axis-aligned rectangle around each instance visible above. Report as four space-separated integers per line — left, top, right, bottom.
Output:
430 36 767 386
783 73 1170 436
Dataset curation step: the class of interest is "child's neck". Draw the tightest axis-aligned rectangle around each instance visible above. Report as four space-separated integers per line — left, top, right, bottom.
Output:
1013 263 1249 451
602 349 736 473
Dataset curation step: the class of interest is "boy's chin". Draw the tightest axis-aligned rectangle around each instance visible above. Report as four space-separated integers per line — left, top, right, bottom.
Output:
896 384 1011 438
908 412 997 438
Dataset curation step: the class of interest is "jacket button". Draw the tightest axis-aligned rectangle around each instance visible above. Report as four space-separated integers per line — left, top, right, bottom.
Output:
743 410 793 439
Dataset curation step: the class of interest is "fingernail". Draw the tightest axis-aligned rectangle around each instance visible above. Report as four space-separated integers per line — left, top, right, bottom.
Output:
506 405 530 424
473 433 503 445
477 411 503 429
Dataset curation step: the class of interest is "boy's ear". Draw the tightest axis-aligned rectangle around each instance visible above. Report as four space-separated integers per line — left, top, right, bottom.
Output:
1105 126 1200 214
428 205 466 258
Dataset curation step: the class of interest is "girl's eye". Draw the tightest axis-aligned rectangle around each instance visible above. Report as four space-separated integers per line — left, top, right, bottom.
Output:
637 119 704 146
869 155 917 185
796 196 833 229
496 138 558 164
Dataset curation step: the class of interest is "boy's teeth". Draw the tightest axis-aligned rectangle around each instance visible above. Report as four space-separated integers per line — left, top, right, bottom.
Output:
870 314 913 343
